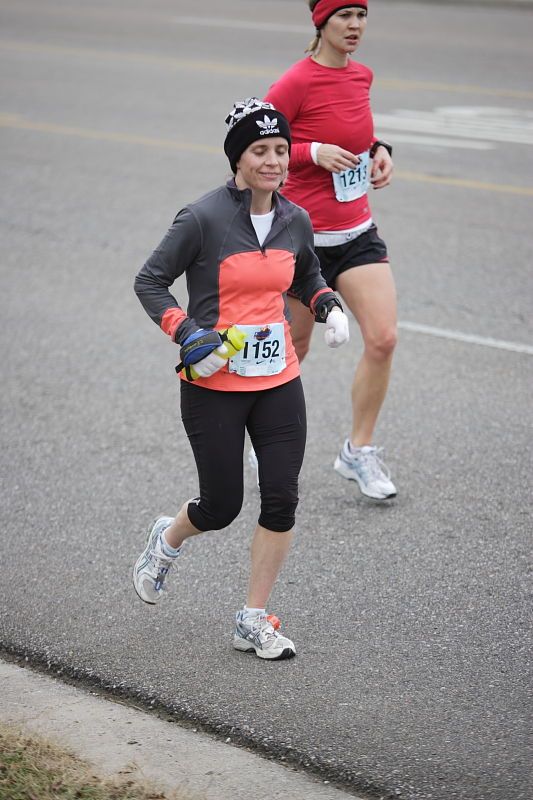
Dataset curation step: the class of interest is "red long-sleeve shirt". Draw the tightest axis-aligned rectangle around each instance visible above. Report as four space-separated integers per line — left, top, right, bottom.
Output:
266 57 376 232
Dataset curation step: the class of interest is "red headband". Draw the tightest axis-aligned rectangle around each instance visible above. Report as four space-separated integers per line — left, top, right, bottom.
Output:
311 1 367 30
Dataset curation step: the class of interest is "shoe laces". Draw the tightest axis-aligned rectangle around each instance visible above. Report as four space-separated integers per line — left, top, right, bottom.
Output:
352 446 391 482
242 615 278 642
147 546 174 588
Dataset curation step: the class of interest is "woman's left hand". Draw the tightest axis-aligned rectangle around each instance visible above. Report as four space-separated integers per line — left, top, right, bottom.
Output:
370 146 394 189
325 307 350 348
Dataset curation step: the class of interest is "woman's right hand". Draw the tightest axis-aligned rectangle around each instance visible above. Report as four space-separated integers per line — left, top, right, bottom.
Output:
316 144 360 174
191 345 229 378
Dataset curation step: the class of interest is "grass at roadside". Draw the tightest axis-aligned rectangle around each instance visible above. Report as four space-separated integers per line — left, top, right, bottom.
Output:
0 723 202 800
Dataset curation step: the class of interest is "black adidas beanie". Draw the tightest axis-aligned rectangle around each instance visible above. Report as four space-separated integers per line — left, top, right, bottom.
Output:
224 98 291 173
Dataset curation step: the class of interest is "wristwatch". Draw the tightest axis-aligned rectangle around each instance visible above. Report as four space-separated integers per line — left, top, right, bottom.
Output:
315 296 343 323
369 139 393 158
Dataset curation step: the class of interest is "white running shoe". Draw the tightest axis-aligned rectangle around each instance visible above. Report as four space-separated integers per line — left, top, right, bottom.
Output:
248 445 259 487
133 516 177 604
233 611 296 660
334 442 397 500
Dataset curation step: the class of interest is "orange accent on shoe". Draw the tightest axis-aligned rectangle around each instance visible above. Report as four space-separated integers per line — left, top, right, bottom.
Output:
267 614 281 630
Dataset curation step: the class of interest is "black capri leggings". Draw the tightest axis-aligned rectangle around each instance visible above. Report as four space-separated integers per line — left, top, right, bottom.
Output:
180 377 306 533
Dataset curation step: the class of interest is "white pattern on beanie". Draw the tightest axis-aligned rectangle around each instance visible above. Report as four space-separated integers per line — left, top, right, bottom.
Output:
225 97 277 131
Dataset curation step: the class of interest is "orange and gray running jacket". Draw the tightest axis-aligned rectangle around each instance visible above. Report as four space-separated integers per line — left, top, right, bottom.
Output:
134 179 338 392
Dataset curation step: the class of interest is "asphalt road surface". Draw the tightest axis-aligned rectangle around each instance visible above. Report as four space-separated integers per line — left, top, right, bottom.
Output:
1 2 532 798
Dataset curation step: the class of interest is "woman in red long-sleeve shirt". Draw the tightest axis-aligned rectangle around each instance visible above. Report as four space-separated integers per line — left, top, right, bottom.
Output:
265 0 398 501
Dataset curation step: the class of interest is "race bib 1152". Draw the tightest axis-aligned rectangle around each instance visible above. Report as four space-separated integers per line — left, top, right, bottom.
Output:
228 323 286 377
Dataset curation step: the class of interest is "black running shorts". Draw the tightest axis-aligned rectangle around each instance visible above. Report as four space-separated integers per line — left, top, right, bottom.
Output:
316 224 389 289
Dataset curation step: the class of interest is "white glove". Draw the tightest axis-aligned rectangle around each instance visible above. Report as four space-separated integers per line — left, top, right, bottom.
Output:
324 306 350 348
192 344 228 377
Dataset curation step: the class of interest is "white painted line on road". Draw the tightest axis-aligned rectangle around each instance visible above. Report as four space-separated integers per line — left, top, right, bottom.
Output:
399 321 533 355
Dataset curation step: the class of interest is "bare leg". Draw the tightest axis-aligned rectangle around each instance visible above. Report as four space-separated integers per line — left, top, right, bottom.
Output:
336 263 397 447
163 501 202 549
247 525 293 609
288 295 315 363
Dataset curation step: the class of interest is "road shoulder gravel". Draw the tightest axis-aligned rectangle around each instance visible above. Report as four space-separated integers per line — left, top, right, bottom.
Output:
0 658 363 800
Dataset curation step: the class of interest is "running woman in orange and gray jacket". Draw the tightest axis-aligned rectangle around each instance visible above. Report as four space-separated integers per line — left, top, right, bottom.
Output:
132 98 350 660
265 0 398 501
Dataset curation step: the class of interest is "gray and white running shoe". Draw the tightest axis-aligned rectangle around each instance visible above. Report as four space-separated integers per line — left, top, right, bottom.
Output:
334 442 397 500
233 611 295 660
133 516 176 604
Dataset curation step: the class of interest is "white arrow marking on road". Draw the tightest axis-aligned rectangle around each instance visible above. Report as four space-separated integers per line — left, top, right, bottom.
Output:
385 133 493 150
375 107 533 147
